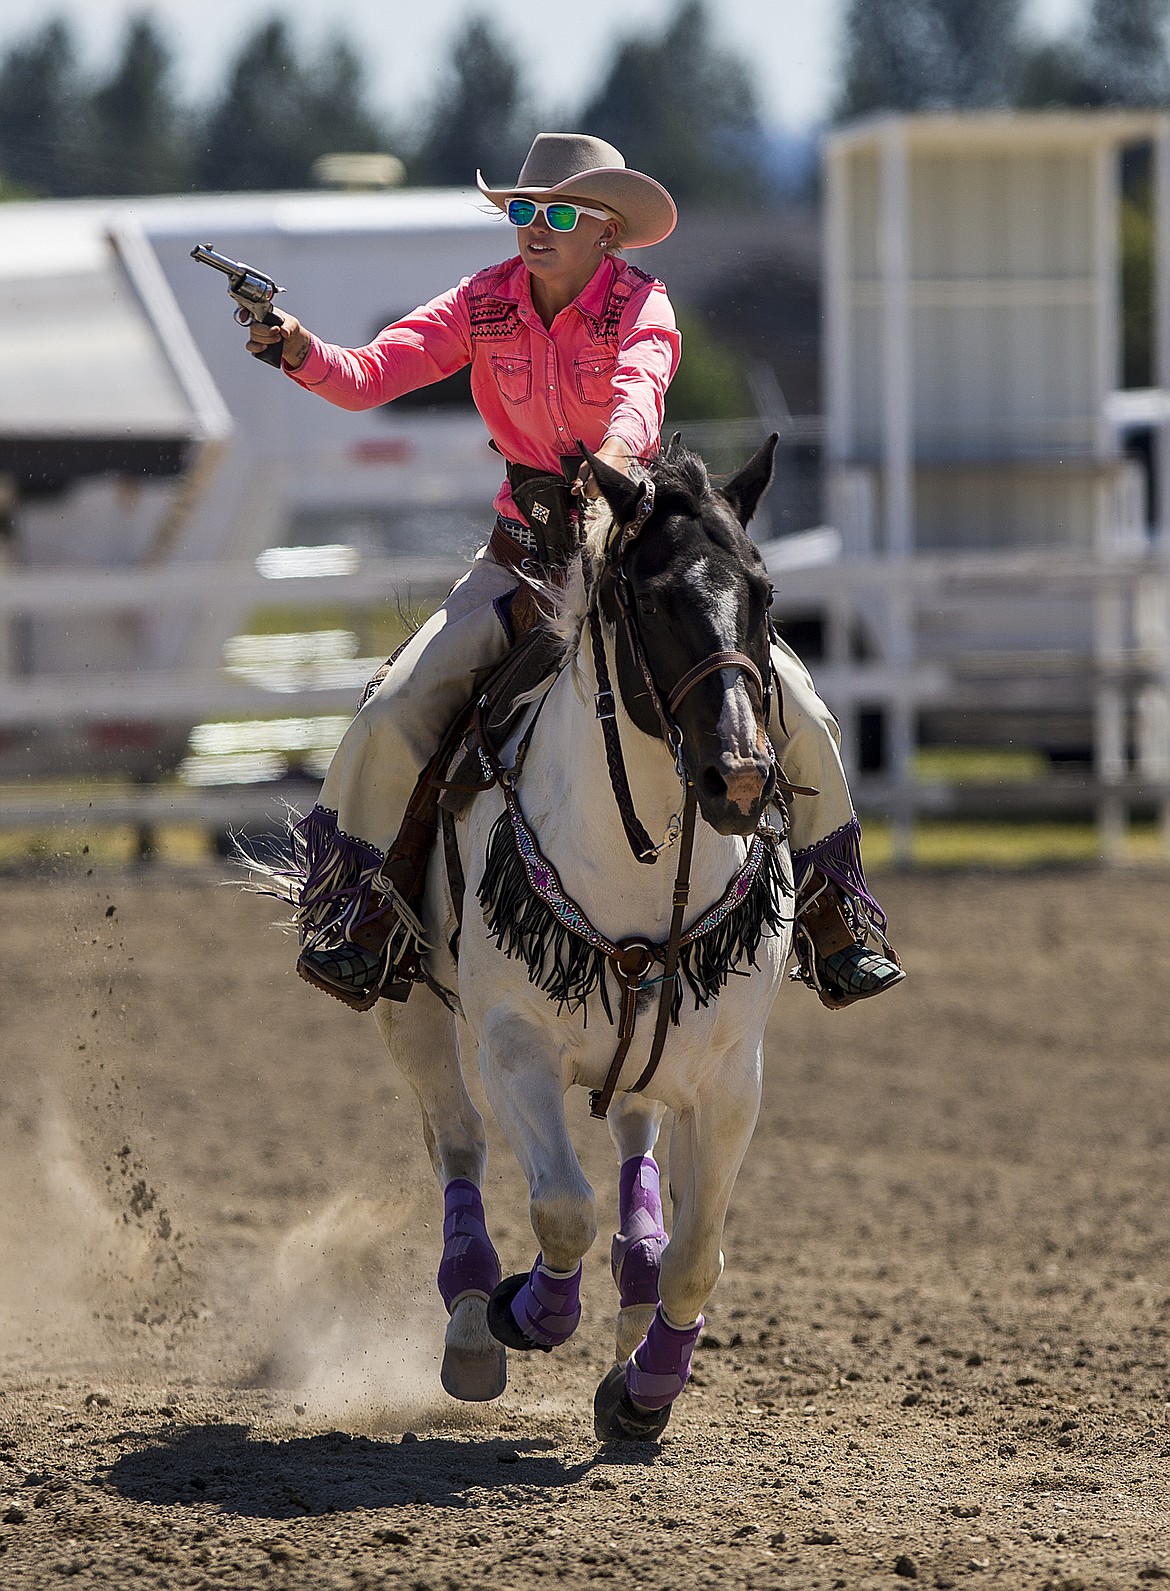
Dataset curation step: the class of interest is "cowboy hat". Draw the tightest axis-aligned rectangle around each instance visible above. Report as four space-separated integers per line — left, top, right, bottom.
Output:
477 132 677 250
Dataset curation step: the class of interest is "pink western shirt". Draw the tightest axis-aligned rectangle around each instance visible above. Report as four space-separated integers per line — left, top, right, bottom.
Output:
286 253 682 523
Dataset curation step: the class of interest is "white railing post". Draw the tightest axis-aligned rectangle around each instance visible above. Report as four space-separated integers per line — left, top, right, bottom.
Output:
1093 577 1128 860
879 122 917 864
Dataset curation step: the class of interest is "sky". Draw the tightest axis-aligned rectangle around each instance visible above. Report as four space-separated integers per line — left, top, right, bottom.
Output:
0 0 1087 132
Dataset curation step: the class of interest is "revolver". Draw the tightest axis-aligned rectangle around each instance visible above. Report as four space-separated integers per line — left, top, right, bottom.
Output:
190 243 286 367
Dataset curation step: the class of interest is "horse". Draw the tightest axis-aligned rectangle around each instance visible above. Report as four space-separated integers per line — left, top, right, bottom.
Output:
371 433 795 1441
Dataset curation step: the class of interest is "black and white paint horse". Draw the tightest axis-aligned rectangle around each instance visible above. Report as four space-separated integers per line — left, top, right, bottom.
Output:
381 436 793 1439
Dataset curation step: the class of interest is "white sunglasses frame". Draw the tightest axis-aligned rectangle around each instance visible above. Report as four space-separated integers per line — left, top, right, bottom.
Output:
505 197 614 232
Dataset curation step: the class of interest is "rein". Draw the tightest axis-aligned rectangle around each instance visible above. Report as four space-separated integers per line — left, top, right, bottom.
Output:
472 478 790 1117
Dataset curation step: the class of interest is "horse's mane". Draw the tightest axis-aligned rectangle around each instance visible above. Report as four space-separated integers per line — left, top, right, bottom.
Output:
545 444 712 657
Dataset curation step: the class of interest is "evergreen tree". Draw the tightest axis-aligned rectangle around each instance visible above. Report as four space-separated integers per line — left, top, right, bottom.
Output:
1015 38 1096 109
410 17 530 187
580 0 764 204
0 18 89 197
86 15 189 195
197 19 303 190
302 37 392 159
838 0 1023 118
933 0 1022 106
1082 0 1170 106
197 18 391 191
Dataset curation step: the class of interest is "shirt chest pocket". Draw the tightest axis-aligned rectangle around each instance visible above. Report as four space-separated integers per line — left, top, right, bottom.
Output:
574 352 616 407
490 353 532 405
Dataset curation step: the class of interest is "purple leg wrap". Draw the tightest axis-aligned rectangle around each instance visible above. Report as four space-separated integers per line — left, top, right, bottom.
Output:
437 1179 501 1314
510 1255 582 1349
625 1303 704 1411
611 1156 667 1311
792 815 887 934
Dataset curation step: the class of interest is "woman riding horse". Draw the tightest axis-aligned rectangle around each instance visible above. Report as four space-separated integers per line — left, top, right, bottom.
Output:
244 132 904 1013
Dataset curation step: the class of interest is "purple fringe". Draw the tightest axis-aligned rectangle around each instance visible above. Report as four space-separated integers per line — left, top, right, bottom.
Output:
791 815 886 934
287 805 389 940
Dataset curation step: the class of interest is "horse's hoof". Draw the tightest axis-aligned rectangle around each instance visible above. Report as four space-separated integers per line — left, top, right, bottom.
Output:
486 1273 552 1353
593 1362 672 1443
440 1339 507 1401
441 1296 507 1401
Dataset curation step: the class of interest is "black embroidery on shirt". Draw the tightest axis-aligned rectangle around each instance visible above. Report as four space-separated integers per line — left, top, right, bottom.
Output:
579 262 659 345
467 260 523 344
469 295 522 343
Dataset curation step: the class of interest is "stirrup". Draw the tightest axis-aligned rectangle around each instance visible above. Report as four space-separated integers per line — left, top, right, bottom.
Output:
807 942 905 1009
297 940 385 1011
791 874 905 1011
297 883 429 1012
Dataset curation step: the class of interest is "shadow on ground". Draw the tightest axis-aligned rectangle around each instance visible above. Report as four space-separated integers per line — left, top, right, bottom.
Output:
100 1425 630 1517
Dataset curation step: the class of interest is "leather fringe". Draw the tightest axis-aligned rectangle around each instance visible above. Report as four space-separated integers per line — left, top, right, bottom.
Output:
478 809 614 1024
477 811 791 1027
791 815 886 935
237 805 389 943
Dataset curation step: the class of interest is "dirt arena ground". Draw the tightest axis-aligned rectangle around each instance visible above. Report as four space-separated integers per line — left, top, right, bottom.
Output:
0 861 1167 1589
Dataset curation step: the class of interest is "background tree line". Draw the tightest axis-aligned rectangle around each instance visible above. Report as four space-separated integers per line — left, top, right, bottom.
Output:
5 0 1168 206
2 0 1170 205
0 1 764 202
839 0 1170 119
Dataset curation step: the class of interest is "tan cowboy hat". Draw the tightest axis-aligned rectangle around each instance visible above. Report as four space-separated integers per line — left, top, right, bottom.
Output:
477 132 677 249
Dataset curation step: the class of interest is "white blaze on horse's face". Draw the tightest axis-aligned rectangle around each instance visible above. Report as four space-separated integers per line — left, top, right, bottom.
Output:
622 494 775 837
687 553 769 820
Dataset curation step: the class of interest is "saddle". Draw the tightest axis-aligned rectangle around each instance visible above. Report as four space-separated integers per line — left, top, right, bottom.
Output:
363 473 577 1001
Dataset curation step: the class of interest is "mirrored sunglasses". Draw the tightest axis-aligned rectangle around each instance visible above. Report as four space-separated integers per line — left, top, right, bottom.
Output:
505 197 612 232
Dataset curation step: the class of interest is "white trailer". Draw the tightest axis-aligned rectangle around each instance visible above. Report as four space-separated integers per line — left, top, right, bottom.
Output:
0 188 513 780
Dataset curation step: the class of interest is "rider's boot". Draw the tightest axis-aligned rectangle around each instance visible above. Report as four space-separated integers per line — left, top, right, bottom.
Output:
296 843 428 1012
793 872 905 1010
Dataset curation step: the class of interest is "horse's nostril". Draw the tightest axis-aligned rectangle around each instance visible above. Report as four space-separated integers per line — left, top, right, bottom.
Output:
700 764 727 802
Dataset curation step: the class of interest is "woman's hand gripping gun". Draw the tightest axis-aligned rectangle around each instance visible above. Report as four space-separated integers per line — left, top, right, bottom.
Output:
190 243 287 367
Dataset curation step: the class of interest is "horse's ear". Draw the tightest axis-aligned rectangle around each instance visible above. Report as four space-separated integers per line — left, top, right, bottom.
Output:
720 433 779 528
579 442 646 529
667 430 683 453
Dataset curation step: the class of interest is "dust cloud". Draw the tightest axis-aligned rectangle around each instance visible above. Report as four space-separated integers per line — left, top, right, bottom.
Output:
254 1191 470 1433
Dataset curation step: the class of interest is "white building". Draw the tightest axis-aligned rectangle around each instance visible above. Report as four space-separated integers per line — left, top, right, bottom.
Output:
773 112 1170 794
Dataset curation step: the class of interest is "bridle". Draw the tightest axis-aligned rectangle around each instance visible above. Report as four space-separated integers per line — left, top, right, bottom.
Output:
581 477 776 1117
588 475 772 866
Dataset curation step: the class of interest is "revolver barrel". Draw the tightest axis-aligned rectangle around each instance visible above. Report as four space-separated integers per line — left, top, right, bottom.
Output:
190 242 286 367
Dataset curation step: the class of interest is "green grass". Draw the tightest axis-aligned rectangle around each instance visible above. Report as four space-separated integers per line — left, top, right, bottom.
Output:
862 818 1169 871
0 824 212 870
914 746 1050 783
1 811 1166 875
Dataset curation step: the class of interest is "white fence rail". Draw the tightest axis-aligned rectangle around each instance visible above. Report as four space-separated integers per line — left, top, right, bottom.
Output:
3 547 1170 859
765 541 1170 860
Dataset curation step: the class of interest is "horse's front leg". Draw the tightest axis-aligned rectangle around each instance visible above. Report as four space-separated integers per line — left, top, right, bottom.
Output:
595 1043 763 1441
478 1009 595 1354
607 1094 668 1361
374 997 505 1401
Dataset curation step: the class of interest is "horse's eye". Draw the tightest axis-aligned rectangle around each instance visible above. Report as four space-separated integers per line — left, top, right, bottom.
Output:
767 586 775 607
638 597 657 617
